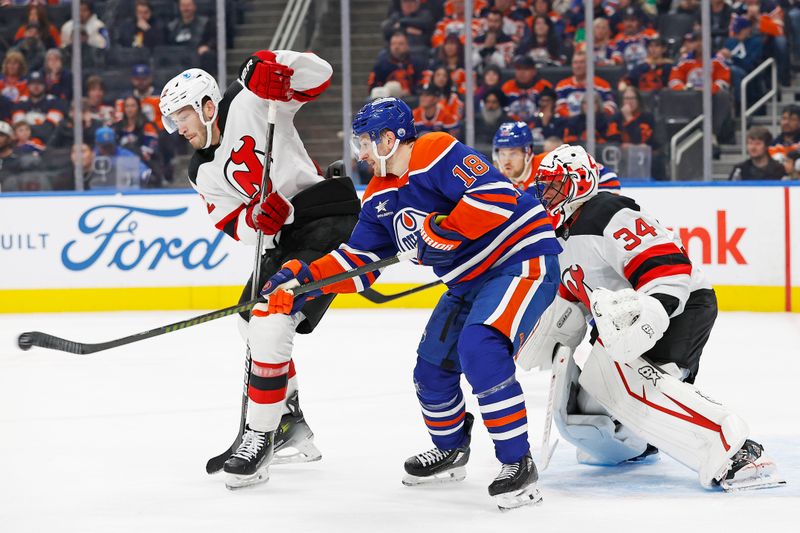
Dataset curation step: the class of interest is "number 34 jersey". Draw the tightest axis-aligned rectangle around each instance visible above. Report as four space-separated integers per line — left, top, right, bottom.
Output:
313 132 562 295
188 50 332 247
557 192 712 318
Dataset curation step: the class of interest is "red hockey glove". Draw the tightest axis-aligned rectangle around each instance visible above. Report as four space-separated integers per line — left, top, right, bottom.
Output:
246 191 294 235
239 51 294 101
416 213 466 267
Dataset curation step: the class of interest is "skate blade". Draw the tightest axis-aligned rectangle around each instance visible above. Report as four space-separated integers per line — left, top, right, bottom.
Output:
225 467 270 490
273 440 322 465
720 473 786 492
495 484 543 511
402 466 467 486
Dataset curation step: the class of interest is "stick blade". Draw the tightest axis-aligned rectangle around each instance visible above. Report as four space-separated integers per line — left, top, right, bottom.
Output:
206 441 238 474
17 331 86 354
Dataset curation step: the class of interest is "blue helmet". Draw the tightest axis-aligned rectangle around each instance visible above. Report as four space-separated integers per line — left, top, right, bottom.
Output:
492 121 533 151
352 97 416 144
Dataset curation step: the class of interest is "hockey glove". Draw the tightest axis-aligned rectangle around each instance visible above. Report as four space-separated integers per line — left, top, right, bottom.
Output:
590 287 670 363
239 51 294 101
246 191 295 235
260 259 322 315
416 213 466 267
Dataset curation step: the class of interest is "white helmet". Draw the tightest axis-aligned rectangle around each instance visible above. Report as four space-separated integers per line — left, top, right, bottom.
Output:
159 68 222 149
534 144 600 228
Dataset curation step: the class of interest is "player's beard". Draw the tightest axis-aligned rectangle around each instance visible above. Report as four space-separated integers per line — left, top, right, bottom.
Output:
190 128 208 150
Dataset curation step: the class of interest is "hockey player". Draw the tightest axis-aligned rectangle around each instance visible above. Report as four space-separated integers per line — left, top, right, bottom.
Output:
259 97 563 509
517 144 784 491
159 50 360 489
492 121 621 193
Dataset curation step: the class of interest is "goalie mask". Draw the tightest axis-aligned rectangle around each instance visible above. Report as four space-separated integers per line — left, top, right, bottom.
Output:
534 144 599 228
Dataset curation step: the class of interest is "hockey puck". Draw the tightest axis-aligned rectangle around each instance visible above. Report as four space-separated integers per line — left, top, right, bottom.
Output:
17 333 33 351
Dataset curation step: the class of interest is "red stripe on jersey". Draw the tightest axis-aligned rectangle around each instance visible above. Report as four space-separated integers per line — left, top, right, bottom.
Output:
215 203 246 236
441 198 516 239
634 264 692 290
471 192 518 204
490 278 535 338
288 360 296 379
424 410 466 427
248 384 287 404
459 217 551 282
293 76 331 102
483 408 527 428
623 243 685 279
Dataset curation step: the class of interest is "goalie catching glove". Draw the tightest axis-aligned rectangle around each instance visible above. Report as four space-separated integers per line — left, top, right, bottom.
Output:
590 287 669 363
260 260 322 315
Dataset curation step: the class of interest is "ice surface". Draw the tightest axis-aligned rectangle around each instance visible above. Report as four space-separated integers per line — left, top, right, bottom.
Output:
1 310 797 533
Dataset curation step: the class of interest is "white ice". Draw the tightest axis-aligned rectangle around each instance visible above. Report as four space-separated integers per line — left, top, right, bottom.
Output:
1 310 798 533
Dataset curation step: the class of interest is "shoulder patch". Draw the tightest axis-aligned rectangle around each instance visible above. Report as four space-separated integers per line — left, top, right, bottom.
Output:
565 192 640 238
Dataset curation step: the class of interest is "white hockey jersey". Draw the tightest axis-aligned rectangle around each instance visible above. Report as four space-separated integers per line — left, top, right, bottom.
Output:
188 50 333 246
557 192 712 319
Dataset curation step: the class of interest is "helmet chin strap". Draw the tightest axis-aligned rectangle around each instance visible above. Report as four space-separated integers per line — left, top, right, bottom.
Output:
197 102 220 150
371 138 400 177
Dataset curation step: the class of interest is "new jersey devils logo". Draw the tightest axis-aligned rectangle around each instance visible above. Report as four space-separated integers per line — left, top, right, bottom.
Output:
561 264 592 308
393 208 428 252
224 135 272 198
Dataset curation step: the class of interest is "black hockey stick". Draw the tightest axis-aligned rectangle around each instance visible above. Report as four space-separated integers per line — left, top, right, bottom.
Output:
16 250 415 356
358 280 443 304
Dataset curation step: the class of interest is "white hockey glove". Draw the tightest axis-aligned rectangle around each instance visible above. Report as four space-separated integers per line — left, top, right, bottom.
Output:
590 288 669 363
516 296 588 371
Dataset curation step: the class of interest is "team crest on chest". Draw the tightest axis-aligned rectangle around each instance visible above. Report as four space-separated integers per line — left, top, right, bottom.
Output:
223 135 273 198
561 264 592 308
393 208 427 252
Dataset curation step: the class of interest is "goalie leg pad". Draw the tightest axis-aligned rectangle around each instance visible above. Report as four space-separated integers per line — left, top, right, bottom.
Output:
579 343 749 487
552 353 649 465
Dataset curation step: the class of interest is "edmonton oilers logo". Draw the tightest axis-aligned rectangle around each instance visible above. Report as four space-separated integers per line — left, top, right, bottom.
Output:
392 208 427 252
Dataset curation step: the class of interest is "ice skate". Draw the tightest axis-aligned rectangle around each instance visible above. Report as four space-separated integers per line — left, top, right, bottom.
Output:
273 391 322 465
489 452 542 511
402 413 473 486
717 439 786 492
223 426 274 490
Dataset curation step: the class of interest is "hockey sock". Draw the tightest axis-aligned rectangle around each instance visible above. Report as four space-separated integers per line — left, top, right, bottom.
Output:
413 357 467 450
459 325 529 464
247 360 290 432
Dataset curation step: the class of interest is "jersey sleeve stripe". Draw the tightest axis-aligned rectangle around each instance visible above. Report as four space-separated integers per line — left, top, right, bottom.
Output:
340 243 381 262
441 199 513 239
598 178 621 190
292 77 331 102
469 182 517 194
631 262 692 291
623 242 687 279
461 196 516 218
309 254 360 293
471 192 518 204
215 203 246 240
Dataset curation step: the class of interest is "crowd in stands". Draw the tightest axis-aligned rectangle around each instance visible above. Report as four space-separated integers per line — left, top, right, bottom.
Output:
371 0 800 180
0 0 244 192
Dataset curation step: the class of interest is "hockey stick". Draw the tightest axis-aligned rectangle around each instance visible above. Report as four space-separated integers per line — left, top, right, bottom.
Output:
208 102 279 475
359 280 443 304
16 250 416 355
539 345 570 472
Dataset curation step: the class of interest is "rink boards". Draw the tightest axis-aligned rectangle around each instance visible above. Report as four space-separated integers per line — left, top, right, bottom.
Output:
0 182 797 313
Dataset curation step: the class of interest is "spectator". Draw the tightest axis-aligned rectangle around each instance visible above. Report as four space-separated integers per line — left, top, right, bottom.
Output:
168 0 216 70
556 51 618 117
0 121 17 172
61 1 110 50
706 0 735 51
543 135 564 153
474 9 516 68
11 71 64 144
0 94 11 123
518 14 564 66
474 64 503 103
616 86 656 147
0 50 29 103
382 0 435 48
587 17 619 66
782 150 800 180
85 75 115 126
413 85 461 137
14 4 61 49
43 49 72 101
675 0 700 16
729 126 785 180
622 35 672 92
610 6 658 71
563 93 622 144
429 33 467 93
529 86 562 145
12 120 45 154
768 105 800 160
48 98 104 149
474 88 512 144
669 32 731 94
117 0 165 49
503 55 553 125
530 0 565 38
16 23 47 72
113 95 159 163
432 0 481 48
369 31 424 97
93 126 154 189
788 1 800 60
116 64 163 129
720 16 764 104
738 0 790 86
565 0 613 39
427 66 464 121
59 142 102 190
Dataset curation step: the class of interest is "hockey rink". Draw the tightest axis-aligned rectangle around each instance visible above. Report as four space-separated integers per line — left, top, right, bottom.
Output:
1 309 797 532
